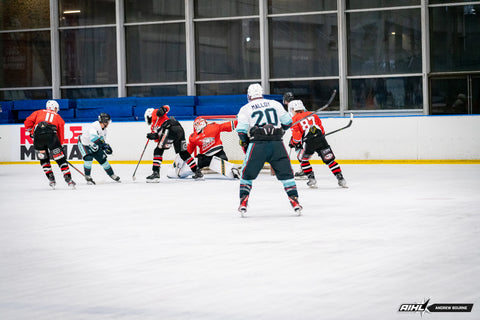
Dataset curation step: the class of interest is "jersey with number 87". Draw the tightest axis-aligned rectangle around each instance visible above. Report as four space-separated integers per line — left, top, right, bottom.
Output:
290 111 325 145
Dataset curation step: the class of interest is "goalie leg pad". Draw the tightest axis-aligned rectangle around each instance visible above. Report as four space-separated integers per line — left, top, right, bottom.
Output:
209 156 239 179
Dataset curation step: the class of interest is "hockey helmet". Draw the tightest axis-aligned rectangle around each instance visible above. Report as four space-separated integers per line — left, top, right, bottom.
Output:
247 83 263 101
46 100 59 112
290 100 306 112
283 92 294 105
144 108 154 125
98 112 111 125
193 117 207 134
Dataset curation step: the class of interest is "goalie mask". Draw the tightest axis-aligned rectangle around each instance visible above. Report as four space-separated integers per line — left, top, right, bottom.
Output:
46 100 59 112
247 83 263 101
193 117 207 134
144 108 154 125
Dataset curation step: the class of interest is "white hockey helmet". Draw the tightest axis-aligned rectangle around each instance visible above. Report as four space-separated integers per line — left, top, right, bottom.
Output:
144 108 154 125
290 100 306 112
247 83 263 101
193 117 207 134
46 100 59 112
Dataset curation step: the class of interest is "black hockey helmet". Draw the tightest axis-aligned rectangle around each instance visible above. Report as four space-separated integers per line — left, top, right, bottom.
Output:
283 92 294 105
98 112 111 124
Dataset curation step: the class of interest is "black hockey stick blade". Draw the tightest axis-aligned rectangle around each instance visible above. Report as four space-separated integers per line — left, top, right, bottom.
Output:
325 113 353 137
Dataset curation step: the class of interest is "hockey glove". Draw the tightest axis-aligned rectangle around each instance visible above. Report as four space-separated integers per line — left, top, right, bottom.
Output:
156 106 168 117
288 138 301 151
147 132 159 140
102 143 113 155
238 132 250 153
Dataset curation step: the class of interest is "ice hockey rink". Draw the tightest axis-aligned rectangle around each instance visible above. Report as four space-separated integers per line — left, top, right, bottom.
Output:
0 163 479 320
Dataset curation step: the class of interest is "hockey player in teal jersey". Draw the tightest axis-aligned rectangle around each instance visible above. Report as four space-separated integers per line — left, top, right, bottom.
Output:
236 83 302 216
77 113 120 184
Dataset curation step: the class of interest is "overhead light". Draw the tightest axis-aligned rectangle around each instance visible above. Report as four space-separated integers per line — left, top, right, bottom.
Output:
63 10 81 14
391 32 396 35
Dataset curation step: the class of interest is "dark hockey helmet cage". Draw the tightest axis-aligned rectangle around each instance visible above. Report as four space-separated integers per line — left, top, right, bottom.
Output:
98 112 111 124
283 92 294 105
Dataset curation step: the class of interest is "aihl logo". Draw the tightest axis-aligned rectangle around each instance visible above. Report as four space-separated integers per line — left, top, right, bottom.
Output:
399 299 430 312
399 298 473 315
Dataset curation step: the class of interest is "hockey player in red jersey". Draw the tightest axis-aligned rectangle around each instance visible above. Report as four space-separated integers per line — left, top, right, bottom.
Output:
180 117 240 179
24 100 75 188
289 100 347 188
144 106 203 182
187 117 237 168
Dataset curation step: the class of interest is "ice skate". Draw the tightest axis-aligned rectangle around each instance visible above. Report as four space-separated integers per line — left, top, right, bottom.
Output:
192 169 204 180
288 196 303 215
307 173 317 188
110 174 121 182
336 173 348 188
238 195 249 217
85 175 95 185
47 173 56 189
146 171 160 183
294 170 307 180
65 174 76 189
231 167 240 179
48 180 56 189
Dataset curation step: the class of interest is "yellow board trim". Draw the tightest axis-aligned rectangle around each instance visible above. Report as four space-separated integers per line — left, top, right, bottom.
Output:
2 159 480 165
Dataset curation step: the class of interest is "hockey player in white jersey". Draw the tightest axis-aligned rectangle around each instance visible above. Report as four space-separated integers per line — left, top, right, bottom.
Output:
77 113 120 184
236 83 302 215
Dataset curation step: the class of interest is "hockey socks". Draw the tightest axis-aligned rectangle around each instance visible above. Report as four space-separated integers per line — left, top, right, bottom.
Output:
281 178 298 198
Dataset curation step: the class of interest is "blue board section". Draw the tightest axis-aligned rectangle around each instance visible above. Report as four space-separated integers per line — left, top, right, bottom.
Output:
133 96 196 121
76 97 135 122
2 94 284 123
0 101 14 123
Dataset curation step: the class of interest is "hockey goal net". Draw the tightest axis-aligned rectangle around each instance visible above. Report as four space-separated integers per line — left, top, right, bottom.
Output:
199 115 273 173
199 115 244 163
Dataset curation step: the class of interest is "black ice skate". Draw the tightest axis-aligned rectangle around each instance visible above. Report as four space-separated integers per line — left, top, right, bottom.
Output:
294 170 307 180
288 196 303 215
47 172 56 189
146 171 160 183
192 169 204 180
231 167 240 179
85 175 95 185
335 172 348 188
65 174 76 189
110 174 121 182
307 173 317 188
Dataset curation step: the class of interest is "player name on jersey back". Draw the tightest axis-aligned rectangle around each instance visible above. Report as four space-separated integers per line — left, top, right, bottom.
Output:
250 101 271 110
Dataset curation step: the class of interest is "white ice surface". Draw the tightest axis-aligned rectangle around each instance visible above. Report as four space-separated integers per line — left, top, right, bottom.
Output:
0 164 479 320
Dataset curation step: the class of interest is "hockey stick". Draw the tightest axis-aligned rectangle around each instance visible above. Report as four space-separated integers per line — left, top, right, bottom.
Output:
67 160 96 185
316 89 337 112
325 113 353 137
132 139 150 181
290 91 337 127
133 116 163 181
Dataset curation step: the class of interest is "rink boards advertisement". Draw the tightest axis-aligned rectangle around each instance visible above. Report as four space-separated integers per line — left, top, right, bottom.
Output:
0 116 479 163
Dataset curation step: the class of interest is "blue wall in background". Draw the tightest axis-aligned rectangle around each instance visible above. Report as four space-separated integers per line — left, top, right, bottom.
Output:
0 95 282 124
